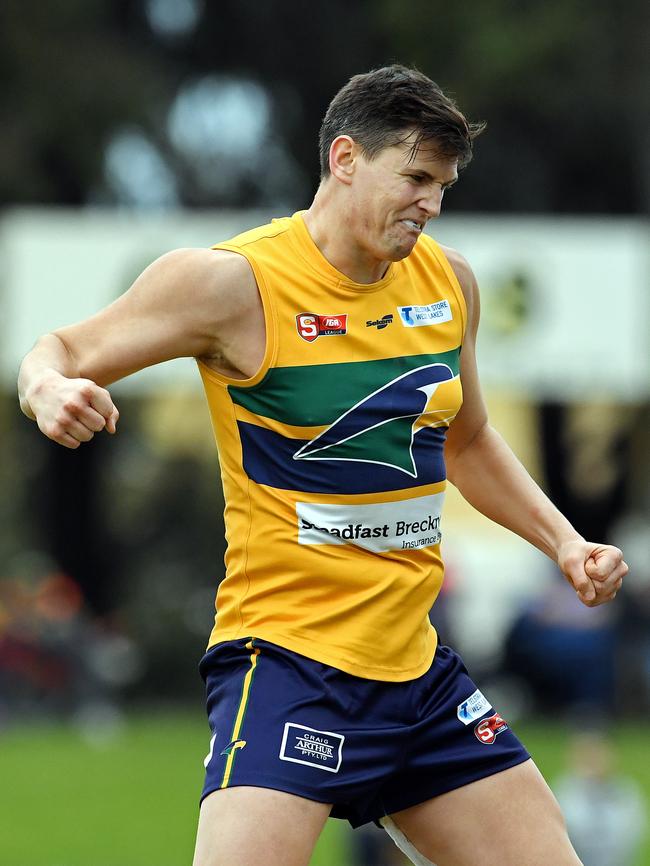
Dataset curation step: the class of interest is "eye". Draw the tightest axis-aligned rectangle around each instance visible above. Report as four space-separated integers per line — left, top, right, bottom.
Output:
409 174 425 183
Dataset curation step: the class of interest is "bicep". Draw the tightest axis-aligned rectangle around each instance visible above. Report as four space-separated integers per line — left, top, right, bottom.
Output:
52 248 240 386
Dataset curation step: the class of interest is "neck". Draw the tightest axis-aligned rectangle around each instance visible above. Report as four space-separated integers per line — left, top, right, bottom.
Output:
302 183 389 284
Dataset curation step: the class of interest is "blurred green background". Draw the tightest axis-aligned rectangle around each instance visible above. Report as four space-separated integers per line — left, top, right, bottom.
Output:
1 717 649 865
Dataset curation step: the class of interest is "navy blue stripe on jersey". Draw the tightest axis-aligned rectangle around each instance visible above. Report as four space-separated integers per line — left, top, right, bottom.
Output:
237 422 447 494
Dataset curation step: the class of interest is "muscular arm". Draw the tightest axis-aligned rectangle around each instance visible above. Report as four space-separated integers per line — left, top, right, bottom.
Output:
18 247 258 448
442 247 627 606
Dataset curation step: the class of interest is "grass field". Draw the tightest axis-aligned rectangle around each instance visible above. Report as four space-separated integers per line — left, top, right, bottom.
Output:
1 712 648 865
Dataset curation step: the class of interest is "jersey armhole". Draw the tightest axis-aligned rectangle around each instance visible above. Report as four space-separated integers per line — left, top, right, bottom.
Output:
196 243 279 389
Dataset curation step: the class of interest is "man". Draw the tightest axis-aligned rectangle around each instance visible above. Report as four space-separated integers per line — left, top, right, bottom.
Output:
19 66 627 866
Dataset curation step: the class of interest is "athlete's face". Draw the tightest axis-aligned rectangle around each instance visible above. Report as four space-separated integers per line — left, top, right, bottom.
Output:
348 135 459 264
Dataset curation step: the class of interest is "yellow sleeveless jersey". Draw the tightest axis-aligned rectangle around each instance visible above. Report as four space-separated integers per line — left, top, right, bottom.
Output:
198 211 466 681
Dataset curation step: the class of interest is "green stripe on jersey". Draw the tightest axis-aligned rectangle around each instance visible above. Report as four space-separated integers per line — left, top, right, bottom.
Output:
228 349 461 426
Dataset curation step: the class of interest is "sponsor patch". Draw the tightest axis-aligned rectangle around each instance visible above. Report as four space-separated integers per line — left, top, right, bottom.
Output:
296 312 347 342
457 689 492 726
366 314 393 330
474 712 509 745
296 492 444 553
398 300 452 328
279 723 344 773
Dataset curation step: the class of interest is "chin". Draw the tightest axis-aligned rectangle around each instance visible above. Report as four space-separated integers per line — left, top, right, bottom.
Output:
386 238 417 262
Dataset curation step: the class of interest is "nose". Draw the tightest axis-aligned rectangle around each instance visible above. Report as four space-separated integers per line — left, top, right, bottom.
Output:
419 184 444 219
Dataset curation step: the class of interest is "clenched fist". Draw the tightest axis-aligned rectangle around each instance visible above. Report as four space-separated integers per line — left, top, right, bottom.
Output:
25 370 119 449
558 539 628 607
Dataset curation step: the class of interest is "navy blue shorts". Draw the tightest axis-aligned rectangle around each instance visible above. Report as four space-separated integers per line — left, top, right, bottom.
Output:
199 638 529 828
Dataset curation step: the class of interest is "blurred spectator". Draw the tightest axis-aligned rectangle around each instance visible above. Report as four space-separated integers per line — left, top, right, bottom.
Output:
0 557 142 731
554 732 646 866
503 571 617 717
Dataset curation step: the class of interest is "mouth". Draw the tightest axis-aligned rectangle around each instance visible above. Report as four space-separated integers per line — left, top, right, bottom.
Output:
401 219 424 234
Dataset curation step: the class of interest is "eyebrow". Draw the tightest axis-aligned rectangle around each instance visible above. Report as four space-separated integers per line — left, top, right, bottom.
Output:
403 169 458 188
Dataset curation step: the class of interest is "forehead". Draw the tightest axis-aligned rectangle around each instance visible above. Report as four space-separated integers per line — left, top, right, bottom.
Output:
379 133 458 177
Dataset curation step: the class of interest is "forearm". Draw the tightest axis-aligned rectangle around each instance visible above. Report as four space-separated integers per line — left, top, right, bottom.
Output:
446 423 582 562
18 333 80 419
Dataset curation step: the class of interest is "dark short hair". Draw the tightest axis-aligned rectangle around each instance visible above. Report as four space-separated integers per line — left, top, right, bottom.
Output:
318 64 485 178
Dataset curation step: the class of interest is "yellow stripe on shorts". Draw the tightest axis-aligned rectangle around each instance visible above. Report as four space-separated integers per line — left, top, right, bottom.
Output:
220 639 260 789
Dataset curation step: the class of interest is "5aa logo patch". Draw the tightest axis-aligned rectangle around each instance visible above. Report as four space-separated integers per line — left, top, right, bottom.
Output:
474 713 509 745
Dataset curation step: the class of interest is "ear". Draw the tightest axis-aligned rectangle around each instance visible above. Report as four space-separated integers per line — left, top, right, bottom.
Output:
329 135 358 185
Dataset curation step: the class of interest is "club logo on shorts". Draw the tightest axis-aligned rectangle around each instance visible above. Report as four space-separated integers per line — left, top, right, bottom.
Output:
279 722 344 773
457 689 492 725
474 712 509 745
220 738 247 756
296 313 348 342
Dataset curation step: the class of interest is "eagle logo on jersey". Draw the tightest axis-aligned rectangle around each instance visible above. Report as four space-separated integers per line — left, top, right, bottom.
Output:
293 363 457 477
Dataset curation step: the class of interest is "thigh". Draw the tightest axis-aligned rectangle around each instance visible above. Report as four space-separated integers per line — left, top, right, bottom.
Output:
389 759 582 866
193 786 331 866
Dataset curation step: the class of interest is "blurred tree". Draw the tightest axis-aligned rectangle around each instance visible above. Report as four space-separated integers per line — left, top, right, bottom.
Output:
375 0 649 214
0 0 174 204
0 0 647 212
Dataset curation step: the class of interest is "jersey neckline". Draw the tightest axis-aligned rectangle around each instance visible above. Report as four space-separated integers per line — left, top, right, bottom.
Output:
285 210 398 294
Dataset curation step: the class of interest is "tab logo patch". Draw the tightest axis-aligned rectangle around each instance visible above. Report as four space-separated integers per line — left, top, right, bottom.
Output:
279 722 344 773
296 313 348 342
457 689 492 725
398 300 452 327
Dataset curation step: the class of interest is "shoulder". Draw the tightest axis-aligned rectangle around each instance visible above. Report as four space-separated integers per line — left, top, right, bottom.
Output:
150 246 254 283
144 247 258 314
